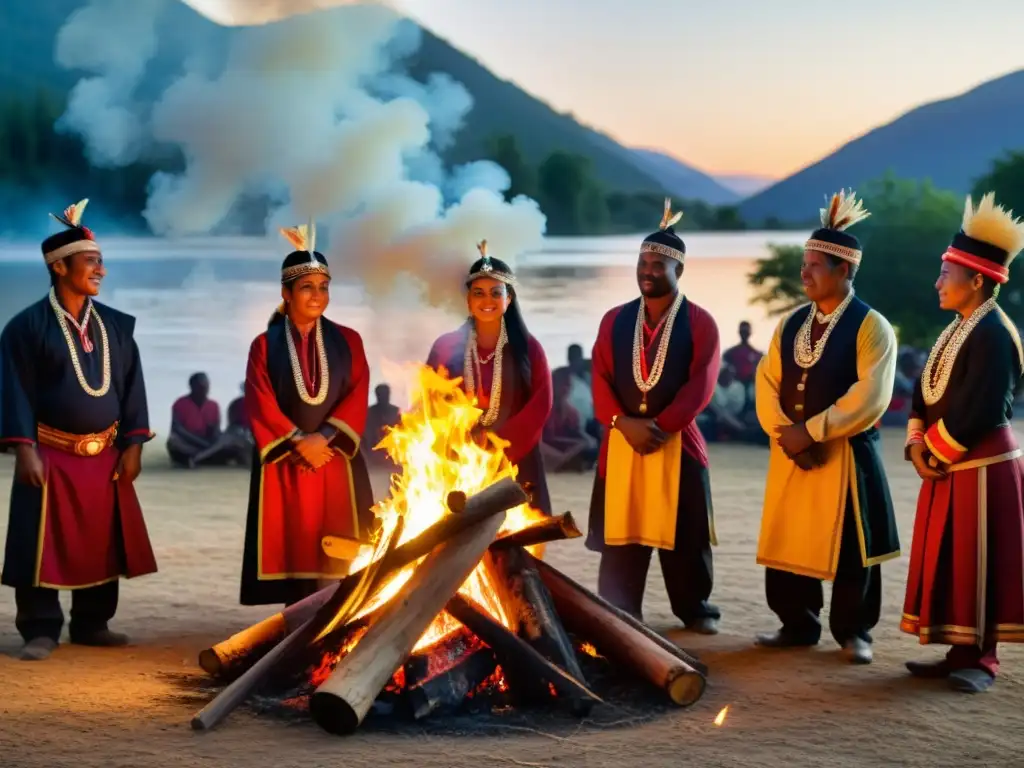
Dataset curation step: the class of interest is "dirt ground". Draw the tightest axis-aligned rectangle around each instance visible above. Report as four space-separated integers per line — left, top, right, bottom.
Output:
1 431 1022 768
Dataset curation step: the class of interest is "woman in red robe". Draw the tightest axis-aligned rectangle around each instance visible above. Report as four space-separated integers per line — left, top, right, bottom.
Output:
240 224 376 606
425 241 553 515
901 192 1024 693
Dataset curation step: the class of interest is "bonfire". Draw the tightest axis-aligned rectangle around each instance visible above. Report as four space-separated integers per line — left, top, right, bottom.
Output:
191 366 708 735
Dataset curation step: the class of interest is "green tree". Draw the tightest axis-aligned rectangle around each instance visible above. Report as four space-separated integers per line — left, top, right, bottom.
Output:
747 173 964 347
972 149 1024 221
536 151 608 235
484 134 537 201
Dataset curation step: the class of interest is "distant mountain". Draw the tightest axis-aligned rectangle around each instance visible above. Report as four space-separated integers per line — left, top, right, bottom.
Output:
739 69 1024 224
1 0 680 198
714 174 774 197
628 148 739 205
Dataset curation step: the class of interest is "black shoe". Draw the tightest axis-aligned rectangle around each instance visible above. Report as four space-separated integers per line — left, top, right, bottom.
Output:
948 668 994 693
754 629 818 648
18 637 58 661
70 628 130 647
842 638 873 664
685 617 720 635
905 659 951 679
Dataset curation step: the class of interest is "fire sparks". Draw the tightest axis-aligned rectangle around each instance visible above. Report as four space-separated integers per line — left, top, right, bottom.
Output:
714 706 729 726
336 365 546 651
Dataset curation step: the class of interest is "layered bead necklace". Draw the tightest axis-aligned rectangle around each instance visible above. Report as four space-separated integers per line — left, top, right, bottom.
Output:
284 316 329 407
463 318 507 427
49 287 110 398
921 297 997 405
794 290 856 369
632 291 684 414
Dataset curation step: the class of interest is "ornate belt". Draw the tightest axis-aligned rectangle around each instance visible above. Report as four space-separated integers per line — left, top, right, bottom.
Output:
37 422 119 457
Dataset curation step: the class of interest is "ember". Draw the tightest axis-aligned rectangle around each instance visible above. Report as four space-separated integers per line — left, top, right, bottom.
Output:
191 366 709 735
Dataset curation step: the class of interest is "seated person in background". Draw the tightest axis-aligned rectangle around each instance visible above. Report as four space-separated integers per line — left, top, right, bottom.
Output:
363 383 401 469
225 382 254 462
565 342 601 442
541 368 598 472
698 363 766 444
167 373 249 468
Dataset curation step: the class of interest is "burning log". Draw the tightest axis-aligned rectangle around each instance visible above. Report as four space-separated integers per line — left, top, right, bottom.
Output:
445 593 603 710
199 478 526 681
499 546 593 715
490 512 581 551
309 505 508 736
529 556 707 707
406 648 498 720
198 586 337 680
528 554 708 676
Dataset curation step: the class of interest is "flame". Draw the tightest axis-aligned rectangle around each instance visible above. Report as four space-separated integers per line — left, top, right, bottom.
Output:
580 642 601 658
336 364 546 652
714 706 729 726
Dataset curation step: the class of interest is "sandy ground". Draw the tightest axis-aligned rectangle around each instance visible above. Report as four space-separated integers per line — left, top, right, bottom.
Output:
1 431 1023 768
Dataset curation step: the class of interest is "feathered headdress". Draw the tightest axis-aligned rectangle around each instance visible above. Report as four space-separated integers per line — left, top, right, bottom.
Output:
640 198 686 263
805 189 870 266
278 217 330 286
41 197 100 265
818 189 871 232
466 238 516 287
942 192 1024 285
660 197 683 230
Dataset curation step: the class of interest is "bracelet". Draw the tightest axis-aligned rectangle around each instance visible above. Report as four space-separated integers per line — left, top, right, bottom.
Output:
905 429 924 447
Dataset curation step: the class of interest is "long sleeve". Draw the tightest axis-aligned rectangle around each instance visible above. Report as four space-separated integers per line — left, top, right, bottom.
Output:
654 303 721 434
804 310 897 443
117 336 155 448
0 319 38 448
245 334 300 464
754 316 792 434
322 326 370 460
924 321 1019 464
495 336 553 465
591 307 624 426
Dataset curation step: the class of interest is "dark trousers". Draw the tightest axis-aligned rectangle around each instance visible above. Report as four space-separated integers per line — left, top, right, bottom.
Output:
14 581 119 643
597 542 719 624
765 505 881 645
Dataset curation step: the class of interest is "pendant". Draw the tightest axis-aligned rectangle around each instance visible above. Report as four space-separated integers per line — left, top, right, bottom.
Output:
639 399 647 414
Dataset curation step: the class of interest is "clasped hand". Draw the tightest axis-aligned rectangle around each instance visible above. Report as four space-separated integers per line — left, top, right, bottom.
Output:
908 442 946 481
292 433 334 471
775 423 820 470
616 416 667 455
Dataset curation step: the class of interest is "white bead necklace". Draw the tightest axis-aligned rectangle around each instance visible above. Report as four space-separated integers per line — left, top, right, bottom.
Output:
463 318 507 427
921 297 997 406
631 292 684 414
794 290 855 369
284 316 329 407
49 288 110 398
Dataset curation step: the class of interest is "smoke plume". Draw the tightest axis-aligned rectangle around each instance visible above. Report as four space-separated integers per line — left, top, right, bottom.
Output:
53 0 547 316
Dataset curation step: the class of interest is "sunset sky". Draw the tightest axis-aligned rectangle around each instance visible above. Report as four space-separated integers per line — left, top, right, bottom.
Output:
189 0 1024 179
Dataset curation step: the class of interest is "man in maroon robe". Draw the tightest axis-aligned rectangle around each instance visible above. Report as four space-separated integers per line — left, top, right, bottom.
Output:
0 199 157 661
585 199 721 634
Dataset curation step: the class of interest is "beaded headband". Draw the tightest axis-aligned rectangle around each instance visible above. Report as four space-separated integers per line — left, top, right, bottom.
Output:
279 219 330 283
639 198 685 263
804 189 870 266
467 239 517 288
44 198 101 265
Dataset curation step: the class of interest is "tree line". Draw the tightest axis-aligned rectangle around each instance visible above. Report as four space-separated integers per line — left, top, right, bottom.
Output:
747 151 1024 348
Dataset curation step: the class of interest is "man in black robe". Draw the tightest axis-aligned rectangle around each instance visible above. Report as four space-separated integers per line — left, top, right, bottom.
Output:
0 199 158 661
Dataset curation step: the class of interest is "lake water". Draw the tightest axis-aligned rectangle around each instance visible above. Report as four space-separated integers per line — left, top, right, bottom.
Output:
0 230 807 430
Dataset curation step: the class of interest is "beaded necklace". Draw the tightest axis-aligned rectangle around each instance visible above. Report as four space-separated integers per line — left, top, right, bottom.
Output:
921 297 997 405
632 292 684 414
49 288 110 398
284 316 329 407
463 318 508 427
794 290 855 369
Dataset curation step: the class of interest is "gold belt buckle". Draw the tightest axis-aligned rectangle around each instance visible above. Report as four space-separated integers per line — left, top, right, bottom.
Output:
77 436 105 456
